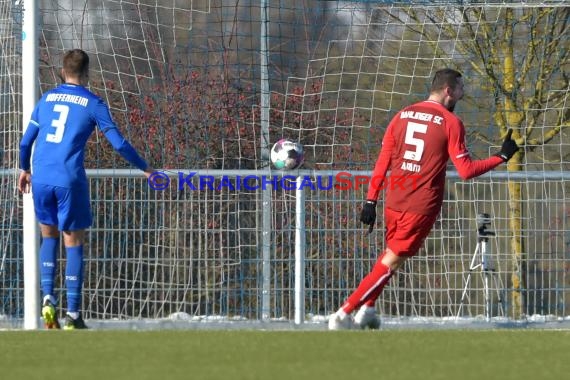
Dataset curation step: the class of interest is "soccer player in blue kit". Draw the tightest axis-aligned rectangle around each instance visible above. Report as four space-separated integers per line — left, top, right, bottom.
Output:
18 49 155 329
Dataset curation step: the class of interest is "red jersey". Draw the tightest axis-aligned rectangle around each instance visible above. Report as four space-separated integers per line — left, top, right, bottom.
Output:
366 100 503 216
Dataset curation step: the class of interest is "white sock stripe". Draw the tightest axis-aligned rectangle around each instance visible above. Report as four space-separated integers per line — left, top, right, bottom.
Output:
359 269 393 303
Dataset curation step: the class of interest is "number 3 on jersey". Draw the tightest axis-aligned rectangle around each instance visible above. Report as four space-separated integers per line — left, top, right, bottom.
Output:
46 104 69 143
403 121 427 161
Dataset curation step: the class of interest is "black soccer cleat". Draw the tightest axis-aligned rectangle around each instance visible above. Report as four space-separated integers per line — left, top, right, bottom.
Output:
63 313 88 330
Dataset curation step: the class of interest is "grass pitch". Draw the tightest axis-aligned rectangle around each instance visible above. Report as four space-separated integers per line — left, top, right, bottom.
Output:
1 329 568 380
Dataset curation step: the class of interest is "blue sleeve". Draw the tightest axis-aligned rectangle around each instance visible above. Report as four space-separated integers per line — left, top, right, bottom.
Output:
20 118 40 171
92 97 117 133
92 97 149 171
103 127 149 171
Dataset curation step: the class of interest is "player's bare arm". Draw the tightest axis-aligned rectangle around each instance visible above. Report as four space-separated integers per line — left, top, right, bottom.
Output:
18 170 31 193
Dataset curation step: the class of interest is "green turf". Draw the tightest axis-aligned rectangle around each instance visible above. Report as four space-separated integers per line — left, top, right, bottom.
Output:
1 329 569 380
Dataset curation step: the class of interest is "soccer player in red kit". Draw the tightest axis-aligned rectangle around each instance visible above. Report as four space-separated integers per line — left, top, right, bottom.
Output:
328 68 519 330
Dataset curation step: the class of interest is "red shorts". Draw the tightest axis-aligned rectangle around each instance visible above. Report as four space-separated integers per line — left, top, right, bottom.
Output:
384 207 438 257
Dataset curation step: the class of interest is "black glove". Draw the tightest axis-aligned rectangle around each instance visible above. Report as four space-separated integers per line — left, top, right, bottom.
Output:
360 200 377 234
496 129 519 162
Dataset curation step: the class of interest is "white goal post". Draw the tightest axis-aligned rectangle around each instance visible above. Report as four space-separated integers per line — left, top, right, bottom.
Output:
21 0 40 330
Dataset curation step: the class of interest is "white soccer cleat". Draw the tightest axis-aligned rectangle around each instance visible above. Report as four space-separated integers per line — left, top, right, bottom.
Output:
328 313 356 330
354 305 381 330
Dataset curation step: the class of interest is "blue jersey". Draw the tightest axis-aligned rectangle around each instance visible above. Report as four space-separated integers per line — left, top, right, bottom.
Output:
20 84 148 188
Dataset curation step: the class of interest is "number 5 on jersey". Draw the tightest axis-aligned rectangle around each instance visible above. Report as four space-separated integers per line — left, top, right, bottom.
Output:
403 121 427 161
46 104 69 143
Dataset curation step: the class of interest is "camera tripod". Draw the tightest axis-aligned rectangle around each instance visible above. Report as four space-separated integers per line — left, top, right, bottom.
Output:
456 214 505 321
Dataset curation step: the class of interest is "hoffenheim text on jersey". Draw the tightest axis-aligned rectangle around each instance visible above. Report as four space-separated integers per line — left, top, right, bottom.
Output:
45 93 89 107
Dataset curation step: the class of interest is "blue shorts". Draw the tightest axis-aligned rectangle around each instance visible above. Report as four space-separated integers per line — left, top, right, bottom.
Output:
32 182 92 231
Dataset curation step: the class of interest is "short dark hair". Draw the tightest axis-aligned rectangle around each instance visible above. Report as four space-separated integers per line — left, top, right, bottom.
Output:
63 49 89 77
430 68 462 92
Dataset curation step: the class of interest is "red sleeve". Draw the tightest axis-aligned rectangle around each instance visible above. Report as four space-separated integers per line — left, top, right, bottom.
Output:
366 116 397 201
448 119 504 180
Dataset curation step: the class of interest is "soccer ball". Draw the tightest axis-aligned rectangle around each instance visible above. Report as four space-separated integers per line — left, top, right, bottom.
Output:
270 139 304 170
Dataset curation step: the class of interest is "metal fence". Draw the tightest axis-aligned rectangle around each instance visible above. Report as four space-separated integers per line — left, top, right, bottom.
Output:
1 169 568 327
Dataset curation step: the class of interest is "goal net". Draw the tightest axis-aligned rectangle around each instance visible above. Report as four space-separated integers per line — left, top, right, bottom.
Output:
0 0 568 327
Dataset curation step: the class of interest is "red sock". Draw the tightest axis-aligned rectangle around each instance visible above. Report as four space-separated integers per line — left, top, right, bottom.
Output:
362 279 389 307
341 257 393 314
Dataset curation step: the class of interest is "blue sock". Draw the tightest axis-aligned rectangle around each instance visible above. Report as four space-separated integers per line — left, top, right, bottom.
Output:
40 237 59 301
64 245 84 314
